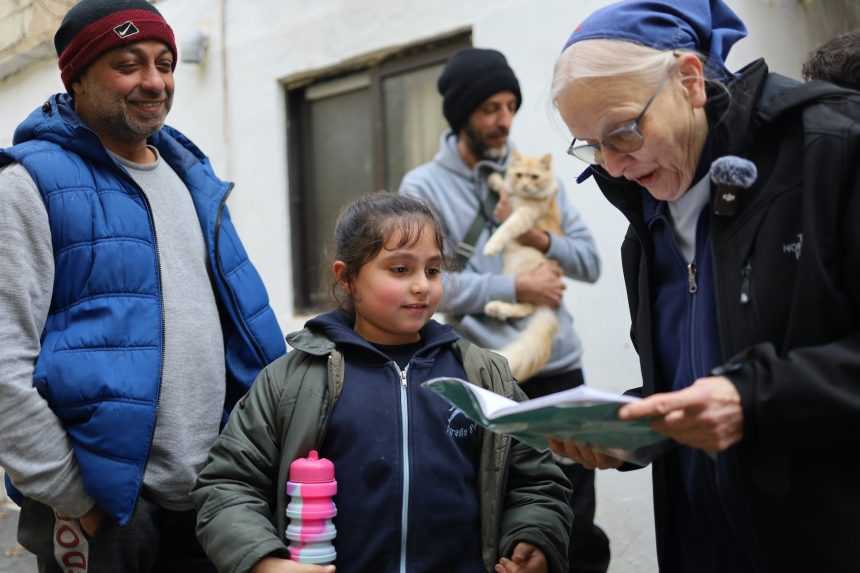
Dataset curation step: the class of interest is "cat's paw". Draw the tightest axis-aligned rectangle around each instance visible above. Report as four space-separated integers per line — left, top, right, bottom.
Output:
484 300 509 319
487 172 506 193
483 237 504 256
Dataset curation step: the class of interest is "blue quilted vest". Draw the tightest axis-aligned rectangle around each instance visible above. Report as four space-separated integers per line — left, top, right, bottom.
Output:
0 94 286 524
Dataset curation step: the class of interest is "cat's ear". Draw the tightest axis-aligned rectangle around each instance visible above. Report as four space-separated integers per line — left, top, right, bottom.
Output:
511 149 522 162
541 153 553 169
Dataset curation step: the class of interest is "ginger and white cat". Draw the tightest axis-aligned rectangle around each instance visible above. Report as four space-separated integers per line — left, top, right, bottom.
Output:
483 150 561 382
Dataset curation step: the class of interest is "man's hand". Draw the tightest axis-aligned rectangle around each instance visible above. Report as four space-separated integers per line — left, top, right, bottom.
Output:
516 229 551 253
547 439 624 470
619 376 743 453
495 542 548 573
78 505 107 538
515 261 565 308
251 557 335 573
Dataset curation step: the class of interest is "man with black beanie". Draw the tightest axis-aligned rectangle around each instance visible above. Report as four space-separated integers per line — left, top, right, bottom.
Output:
400 47 610 573
0 1 285 571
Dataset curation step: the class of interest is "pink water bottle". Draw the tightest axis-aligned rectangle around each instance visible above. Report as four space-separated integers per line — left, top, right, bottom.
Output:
285 450 337 565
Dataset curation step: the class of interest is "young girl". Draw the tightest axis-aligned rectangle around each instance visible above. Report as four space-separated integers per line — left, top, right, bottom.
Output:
191 194 571 573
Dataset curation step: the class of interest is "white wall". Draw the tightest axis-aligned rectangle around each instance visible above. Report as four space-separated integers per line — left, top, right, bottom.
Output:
0 2 836 569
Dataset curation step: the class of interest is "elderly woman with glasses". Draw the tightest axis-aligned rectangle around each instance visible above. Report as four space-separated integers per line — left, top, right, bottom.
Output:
548 1 860 572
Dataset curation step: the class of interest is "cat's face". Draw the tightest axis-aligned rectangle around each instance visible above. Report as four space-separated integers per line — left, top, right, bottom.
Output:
507 151 554 199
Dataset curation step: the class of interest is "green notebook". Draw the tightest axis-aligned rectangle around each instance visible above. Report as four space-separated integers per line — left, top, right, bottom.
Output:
423 377 668 464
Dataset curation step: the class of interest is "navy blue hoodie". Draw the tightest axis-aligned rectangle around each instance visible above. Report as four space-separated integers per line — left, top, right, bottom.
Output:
646 191 757 573
308 310 485 573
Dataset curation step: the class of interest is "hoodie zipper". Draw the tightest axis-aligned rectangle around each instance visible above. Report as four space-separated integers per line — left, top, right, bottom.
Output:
687 263 698 294
687 261 700 390
391 362 411 573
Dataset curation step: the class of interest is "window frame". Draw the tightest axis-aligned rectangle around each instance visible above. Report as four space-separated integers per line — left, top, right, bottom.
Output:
285 31 471 312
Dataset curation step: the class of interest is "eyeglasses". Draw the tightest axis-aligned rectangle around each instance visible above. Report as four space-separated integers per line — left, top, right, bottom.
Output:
567 75 670 165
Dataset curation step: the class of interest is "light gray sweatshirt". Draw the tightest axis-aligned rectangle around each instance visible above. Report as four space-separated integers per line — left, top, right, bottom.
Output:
400 132 601 376
0 163 93 518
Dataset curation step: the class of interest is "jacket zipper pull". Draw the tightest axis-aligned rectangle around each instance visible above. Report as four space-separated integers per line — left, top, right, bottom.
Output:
400 366 408 387
687 263 698 294
740 261 752 304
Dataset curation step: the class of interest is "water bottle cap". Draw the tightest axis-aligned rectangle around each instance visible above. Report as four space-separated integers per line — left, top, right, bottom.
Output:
289 450 335 483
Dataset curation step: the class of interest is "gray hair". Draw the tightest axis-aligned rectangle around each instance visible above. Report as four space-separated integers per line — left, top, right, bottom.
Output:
551 39 730 120
551 40 679 103
557 38 739 100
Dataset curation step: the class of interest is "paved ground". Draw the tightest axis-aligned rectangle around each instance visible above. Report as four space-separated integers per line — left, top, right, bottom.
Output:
596 466 657 572
0 504 35 573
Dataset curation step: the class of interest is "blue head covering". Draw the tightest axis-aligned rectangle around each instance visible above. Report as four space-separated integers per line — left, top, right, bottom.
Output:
563 0 747 79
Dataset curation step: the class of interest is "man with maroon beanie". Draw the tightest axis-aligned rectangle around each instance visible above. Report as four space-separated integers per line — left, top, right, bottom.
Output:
0 1 285 571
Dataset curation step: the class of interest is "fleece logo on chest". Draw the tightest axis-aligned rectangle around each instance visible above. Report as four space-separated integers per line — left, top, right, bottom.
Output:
446 406 477 439
782 233 803 260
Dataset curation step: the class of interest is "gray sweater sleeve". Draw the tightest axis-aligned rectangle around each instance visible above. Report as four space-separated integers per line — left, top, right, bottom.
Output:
0 164 95 518
546 179 602 283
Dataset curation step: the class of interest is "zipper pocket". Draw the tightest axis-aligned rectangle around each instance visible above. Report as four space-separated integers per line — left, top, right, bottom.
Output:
740 261 752 305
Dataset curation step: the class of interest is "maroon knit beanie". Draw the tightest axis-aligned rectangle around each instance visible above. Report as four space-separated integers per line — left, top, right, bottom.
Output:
54 0 177 92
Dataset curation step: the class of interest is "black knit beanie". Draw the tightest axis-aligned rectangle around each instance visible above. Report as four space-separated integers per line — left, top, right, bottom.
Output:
55 0 177 92
437 48 522 133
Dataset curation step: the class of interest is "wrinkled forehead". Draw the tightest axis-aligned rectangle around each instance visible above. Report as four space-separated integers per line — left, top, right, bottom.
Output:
557 76 653 139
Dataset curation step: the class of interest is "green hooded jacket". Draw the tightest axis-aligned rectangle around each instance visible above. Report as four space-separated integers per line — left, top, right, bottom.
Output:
192 327 572 573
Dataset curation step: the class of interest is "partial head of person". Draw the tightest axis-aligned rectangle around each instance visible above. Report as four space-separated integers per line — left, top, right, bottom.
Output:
54 0 178 157
552 0 747 202
437 48 522 167
802 29 860 91
331 193 448 345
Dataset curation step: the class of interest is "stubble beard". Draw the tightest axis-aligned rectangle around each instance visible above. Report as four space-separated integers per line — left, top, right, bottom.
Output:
463 124 508 162
94 92 172 144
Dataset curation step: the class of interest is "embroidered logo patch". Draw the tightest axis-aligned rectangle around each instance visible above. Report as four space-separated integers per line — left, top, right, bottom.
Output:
446 405 477 439
113 21 140 39
782 233 803 260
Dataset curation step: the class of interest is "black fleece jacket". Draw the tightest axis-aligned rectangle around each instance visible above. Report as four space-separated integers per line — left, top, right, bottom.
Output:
595 59 860 573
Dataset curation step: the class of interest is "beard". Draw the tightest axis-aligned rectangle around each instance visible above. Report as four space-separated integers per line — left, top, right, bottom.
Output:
462 123 508 162
87 87 173 143
119 92 173 139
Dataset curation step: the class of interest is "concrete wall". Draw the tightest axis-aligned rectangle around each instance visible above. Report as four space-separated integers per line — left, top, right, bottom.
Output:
0 1 845 569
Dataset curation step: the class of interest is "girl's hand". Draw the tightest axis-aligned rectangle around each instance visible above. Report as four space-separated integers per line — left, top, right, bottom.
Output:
548 438 624 470
251 557 335 573
619 376 743 453
495 542 547 573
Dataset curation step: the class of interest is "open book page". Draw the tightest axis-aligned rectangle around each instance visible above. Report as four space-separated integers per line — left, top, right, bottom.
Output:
423 377 669 465
459 381 520 418
494 384 639 417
